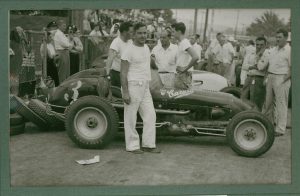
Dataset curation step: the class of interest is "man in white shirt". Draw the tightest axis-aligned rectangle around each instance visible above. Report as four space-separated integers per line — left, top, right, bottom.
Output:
171 22 199 73
106 22 133 87
53 20 73 83
210 33 235 79
261 29 291 136
240 40 256 86
120 23 160 154
151 29 178 88
189 34 202 63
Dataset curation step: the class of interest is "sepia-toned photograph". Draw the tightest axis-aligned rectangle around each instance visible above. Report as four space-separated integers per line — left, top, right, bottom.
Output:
9 8 292 188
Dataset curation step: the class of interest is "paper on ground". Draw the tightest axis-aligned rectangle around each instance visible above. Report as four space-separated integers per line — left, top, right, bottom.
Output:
76 155 100 165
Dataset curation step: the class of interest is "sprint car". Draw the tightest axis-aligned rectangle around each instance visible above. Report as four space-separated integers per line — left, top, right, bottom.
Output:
38 67 274 157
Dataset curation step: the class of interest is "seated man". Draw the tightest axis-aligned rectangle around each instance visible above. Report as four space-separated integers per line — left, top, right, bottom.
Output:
151 29 178 88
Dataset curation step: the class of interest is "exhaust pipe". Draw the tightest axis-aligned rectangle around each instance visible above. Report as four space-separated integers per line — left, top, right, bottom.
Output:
112 103 190 115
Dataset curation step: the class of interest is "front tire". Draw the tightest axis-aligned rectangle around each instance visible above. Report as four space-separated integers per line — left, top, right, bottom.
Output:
226 111 274 157
65 96 119 149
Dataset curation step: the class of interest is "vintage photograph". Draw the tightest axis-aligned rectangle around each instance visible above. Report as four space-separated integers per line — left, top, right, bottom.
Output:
9 8 291 187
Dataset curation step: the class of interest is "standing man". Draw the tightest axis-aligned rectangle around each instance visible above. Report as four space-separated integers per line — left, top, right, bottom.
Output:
151 29 178 88
240 40 256 86
211 34 235 79
120 22 160 154
171 22 199 73
206 33 226 74
106 21 133 87
263 29 291 136
241 37 270 111
53 20 73 83
189 34 202 62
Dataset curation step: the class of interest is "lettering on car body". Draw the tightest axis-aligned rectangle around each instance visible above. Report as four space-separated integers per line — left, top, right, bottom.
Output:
160 89 194 99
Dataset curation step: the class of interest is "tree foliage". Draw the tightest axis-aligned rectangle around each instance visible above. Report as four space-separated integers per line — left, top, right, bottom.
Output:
246 11 289 37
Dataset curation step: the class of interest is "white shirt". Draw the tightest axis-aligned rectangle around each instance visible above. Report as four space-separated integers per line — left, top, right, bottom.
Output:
192 43 202 62
151 43 178 73
53 29 71 50
110 36 132 72
241 46 256 70
176 38 192 70
70 36 83 54
40 42 56 59
89 29 109 45
267 44 291 74
212 42 235 64
121 43 151 81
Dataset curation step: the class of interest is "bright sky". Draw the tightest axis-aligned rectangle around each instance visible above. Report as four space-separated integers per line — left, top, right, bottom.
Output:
172 9 290 33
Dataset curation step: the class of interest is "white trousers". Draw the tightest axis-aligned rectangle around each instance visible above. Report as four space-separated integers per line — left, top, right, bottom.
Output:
263 74 291 134
124 81 156 151
240 69 248 86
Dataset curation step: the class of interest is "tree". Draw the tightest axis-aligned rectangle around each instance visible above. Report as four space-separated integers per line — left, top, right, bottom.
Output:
246 11 289 37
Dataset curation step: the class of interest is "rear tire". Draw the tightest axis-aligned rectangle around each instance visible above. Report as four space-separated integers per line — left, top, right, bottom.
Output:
226 111 274 157
65 96 119 149
10 123 25 136
10 95 48 129
28 99 65 129
10 113 24 125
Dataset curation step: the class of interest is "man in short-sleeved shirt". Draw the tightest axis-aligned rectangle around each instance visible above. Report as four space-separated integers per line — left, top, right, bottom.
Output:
151 30 178 87
120 23 159 154
171 22 199 73
53 20 73 83
190 34 202 62
262 29 291 136
106 22 133 87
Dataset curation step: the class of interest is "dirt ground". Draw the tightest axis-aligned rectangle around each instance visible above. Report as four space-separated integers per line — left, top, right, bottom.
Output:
9 111 292 187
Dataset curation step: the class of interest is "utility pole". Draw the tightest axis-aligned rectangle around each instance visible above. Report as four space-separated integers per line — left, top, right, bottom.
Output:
209 9 214 39
193 9 198 34
203 8 209 43
234 9 240 39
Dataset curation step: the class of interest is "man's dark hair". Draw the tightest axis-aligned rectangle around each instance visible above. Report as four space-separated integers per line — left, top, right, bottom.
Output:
171 22 186 34
216 32 223 37
276 28 288 38
256 37 267 44
119 21 133 33
165 27 172 38
195 34 200 39
248 40 255 46
133 22 146 32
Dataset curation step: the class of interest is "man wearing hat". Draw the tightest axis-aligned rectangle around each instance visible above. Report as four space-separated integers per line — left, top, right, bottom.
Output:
52 20 73 83
68 25 83 75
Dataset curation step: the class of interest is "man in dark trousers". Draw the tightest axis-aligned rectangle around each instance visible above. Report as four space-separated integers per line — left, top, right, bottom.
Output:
53 20 73 83
106 22 133 87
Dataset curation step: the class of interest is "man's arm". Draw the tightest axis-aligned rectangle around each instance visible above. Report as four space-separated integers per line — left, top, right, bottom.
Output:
106 49 118 75
120 59 130 104
283 49 291 83
257 49 270 71
177 47 199 72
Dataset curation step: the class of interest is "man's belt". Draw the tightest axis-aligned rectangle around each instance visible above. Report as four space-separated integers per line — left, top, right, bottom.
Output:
159 71 173 74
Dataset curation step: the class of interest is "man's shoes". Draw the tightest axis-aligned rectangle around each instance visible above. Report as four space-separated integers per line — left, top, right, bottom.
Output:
142 147 161 153
275 132 284 137
127 149 144 154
